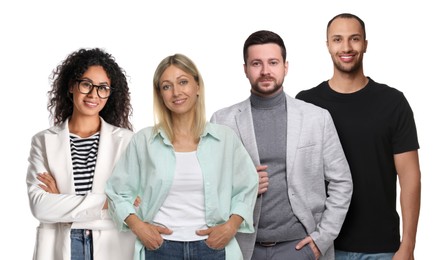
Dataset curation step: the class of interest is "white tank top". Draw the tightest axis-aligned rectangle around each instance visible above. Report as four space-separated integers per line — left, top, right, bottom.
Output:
152 151 208 241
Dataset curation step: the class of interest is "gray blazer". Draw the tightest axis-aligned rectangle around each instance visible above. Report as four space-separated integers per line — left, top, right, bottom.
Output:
210 94 352 260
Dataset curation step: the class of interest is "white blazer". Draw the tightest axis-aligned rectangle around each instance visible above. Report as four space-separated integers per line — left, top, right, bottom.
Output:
26 118 136 260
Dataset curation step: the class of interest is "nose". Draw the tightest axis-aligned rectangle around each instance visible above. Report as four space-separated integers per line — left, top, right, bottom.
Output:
341 39 353 52
260 63 270 75
172 84 181 96
86 86 99 98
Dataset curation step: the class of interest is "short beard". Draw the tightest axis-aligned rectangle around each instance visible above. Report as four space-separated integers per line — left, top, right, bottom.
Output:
251 81 283 97
333 56 363 74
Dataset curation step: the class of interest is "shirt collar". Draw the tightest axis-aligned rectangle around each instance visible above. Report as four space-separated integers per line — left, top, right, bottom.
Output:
149 122 220 145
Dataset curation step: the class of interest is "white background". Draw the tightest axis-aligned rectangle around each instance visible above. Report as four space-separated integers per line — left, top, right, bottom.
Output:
1 0 439 258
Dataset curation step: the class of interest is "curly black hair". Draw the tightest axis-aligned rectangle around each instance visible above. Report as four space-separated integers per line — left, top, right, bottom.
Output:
47 48 133 130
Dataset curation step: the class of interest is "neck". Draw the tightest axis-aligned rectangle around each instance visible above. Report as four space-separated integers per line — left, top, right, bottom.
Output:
329 70 368 94
172 113 195 134
69 115 101 138
171 113 199 152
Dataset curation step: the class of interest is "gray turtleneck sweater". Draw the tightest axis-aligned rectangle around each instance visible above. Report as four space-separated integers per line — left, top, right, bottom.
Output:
250 90 307 242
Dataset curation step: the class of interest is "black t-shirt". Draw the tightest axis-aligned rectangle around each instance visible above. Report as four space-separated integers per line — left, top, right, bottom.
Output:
296 78 419 253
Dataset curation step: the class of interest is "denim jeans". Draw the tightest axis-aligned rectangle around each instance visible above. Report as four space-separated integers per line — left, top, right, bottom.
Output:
145 239 225 260
71 229 93 260
335 250 394 260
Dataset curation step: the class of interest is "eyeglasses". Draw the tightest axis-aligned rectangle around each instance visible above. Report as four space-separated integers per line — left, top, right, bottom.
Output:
76 79 112 99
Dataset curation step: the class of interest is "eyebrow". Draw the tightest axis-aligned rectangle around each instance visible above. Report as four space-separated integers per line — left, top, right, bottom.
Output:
331 33 363 38
79 77 110 85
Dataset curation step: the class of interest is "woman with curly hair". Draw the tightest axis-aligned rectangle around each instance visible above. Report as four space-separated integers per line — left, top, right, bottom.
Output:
26 48 136 260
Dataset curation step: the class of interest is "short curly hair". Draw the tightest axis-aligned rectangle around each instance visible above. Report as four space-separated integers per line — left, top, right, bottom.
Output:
47 48 133 130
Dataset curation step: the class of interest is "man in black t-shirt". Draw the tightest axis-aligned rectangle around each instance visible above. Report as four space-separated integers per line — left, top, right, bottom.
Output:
296 13 421 260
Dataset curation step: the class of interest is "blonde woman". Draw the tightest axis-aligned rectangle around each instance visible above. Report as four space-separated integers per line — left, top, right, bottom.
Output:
106 54 258 260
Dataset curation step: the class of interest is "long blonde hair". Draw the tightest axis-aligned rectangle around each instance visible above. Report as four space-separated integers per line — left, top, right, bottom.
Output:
152 54 206 142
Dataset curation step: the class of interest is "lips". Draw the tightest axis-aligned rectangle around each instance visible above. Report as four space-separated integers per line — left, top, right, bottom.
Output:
84 101 99 108
340 54 355 62
173 98 186 104
259 77 274 82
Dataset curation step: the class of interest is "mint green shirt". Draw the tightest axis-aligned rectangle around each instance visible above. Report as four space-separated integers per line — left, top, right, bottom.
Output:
106 122 258 260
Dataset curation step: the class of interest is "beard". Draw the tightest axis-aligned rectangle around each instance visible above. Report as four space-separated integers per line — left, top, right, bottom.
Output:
332 54 363 74
250 76 284 97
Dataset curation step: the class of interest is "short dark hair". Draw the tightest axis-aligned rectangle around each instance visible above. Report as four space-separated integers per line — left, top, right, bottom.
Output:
243 30 286 64
327 13 366 40
47 48 133 130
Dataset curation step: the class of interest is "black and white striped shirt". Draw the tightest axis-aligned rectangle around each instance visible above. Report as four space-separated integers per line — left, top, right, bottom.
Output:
69 133 100 195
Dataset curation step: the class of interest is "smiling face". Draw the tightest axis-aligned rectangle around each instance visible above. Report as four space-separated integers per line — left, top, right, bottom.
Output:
70 65 110 119
327 17 368 75
159 65 199 117
244 43 288 97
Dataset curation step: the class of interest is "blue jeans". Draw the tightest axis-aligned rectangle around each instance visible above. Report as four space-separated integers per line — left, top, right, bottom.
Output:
145 239 225 260
335 250 394 260
71 229 93 260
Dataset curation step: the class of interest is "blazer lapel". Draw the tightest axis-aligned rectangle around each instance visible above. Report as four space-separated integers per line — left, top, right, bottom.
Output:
92 119 119 193
286 96 302 178
236 102 260 165
45 120 75 194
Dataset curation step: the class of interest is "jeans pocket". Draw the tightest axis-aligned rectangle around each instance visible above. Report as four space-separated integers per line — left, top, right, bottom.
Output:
145 239 166 251
203 240 225 251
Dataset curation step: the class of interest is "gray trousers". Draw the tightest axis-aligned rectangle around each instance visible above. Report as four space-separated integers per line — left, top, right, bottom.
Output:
251 239 315 260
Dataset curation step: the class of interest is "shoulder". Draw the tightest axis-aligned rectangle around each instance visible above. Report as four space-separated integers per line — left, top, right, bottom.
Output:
287 94 329 114
368 78 403 95
132 126 155 140
205 122 240 142
206 122 235 134
101 119 134 139
296 81 327 99
31 122 65 141
368 78 407 103
212 99 249 117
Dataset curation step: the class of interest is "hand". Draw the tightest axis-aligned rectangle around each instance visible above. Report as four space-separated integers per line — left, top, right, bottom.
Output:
196 215 242 249
134 196 141 207
126 215 172 250
256 165 269 195
37 172 60 194
295 236 320 260
138 222 172 250
392 245 414 260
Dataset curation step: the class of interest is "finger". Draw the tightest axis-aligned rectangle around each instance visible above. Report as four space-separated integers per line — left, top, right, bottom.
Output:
259 176 269 184
38 184 49 192
146 239 162 250
46 179 57 191
295 237 310 250
258 171 268 178
37 175 52 188
38 173 53 185
256 165 268 171
134 196 141 207
196 227 212 236
157 226 173 235
258 187 268 194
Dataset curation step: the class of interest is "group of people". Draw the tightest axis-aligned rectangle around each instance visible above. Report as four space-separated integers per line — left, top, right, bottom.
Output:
26 13 421 260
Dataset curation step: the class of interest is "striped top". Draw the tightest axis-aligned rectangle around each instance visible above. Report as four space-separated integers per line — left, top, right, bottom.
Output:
69 132 100 195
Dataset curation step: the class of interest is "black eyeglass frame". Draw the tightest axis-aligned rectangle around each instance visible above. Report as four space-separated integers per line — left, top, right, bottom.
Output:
75 79 112 99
